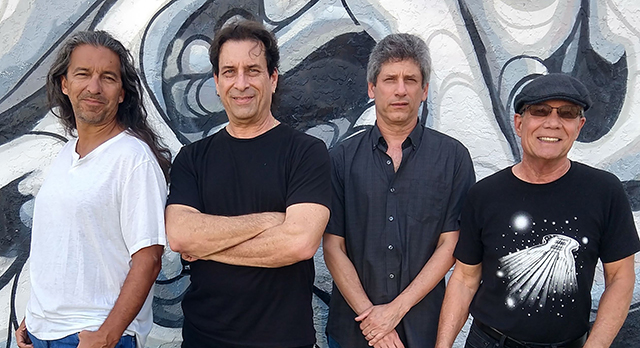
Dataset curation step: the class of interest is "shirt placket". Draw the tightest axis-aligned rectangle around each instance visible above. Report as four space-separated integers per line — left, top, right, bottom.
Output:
379 148 402 294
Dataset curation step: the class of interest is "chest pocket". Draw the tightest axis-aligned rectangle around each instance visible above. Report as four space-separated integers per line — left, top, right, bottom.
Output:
400 179 446 223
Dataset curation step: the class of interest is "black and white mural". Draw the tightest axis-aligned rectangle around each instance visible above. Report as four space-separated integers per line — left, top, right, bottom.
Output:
1 0 639 347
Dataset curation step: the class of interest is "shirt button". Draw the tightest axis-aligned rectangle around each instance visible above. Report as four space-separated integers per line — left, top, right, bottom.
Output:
388 216 394 222
390 187 395 193
386 160 392 165
388 244 394 250
389 273 395 279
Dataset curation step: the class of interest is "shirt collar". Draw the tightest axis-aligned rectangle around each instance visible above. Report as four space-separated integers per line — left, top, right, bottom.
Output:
371 121 424 151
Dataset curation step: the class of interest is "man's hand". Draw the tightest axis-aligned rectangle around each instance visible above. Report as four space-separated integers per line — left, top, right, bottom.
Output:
356 302 407 346
181 253 197 262
15 319 33 348
373 329 405 348
78 329 117 348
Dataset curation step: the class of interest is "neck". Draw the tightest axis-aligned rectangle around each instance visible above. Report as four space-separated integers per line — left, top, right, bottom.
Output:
226 113 279 139
75 118 124 158
512 157 571 184
377 117 417 148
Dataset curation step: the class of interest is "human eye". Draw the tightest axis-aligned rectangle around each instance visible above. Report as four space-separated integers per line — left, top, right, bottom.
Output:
558 106 581 119
527 105 551 117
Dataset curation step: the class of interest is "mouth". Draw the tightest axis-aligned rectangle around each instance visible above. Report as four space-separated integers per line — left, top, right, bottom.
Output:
81 98 105 105
231 95 254 104
390 101 409 107
538 136 561 142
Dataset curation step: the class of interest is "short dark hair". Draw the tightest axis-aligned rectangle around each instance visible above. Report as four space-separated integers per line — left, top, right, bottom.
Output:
46 30 171 179
367 33 431 88
209 19 279 77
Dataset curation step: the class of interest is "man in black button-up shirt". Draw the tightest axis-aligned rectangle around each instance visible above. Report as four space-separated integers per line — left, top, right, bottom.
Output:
324 33 475 348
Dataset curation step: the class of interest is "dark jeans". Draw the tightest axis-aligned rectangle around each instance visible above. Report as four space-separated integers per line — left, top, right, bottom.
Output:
27 331 135 348
327 335 343 348
465 322 586 348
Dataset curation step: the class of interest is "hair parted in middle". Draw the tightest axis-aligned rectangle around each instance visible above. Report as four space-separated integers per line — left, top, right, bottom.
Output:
46 30 172 180
366 33 432 88
209 19 280 77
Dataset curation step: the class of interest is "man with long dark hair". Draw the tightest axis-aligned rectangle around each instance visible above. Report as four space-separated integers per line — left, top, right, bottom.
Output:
15 30 170 348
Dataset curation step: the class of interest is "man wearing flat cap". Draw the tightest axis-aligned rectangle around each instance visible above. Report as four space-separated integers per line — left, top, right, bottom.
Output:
435 73 639 348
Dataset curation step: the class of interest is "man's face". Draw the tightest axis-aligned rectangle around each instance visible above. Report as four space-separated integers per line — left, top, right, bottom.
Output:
368 59 428 126
61 45 124 128
515 99 586 165
213 40 278 124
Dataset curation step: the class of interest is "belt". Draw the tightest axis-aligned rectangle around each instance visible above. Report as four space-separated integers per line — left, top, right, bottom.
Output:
473 320 587 348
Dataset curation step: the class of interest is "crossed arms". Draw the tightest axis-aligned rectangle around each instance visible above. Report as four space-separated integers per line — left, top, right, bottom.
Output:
323 230 459 348
166 202 330 268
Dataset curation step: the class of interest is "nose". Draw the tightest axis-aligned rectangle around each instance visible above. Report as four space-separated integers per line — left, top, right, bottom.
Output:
395 80 407 96
86 74 102 94
543 109 562 127
234 71 250 91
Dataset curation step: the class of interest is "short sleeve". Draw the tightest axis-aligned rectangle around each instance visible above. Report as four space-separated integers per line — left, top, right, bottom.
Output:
285 138 331 209
325 146 346 237
599 178 640 263
454 187 484 265
167 145 204 212
442 144 476 232
120 159 168 256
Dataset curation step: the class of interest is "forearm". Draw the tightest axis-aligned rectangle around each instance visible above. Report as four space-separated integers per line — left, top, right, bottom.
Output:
392 232 458 315
583 257 635 348
435 262 481 348
94 245 163 346
166 204 284 257
323 234 374 315
201 203 329 267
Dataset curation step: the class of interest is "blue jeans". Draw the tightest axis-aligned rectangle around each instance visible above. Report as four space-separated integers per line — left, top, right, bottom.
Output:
327 335 343 348
27 331 135 348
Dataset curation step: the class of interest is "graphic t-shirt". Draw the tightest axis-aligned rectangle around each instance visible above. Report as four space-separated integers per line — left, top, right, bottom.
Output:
455 162 640 343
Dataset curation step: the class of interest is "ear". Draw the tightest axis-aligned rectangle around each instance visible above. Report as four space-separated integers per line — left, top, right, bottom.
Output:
270 68 278 93
576 116 586 134
514 113 523 137
421 83 429 102
61 75 69 96
368 82 375 99
119 89 124 104
213 72 219 96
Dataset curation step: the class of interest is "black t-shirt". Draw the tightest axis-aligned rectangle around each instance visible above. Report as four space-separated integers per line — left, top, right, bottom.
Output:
167 124 331 348
455 162 640 343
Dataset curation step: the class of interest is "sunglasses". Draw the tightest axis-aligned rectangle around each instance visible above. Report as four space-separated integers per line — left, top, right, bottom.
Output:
522 104 583 119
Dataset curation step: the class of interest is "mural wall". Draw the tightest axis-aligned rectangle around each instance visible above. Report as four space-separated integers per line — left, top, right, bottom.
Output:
1 0 639 347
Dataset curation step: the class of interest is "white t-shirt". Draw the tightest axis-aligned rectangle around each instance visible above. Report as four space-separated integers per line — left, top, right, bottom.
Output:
25 131 167 347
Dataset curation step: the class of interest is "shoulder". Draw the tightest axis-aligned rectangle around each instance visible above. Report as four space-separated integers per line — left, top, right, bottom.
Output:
468 167 512 195
275 125 329 161
112 132 157 164
571 161 621 184
329 127 371 159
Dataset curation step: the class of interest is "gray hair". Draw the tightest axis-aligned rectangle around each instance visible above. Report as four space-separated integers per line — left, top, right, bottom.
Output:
366 33 431 88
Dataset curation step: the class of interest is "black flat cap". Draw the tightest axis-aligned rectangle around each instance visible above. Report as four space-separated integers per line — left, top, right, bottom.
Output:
514 73 592 113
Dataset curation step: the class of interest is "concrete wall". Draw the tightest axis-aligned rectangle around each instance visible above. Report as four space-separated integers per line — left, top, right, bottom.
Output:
1 0 639 347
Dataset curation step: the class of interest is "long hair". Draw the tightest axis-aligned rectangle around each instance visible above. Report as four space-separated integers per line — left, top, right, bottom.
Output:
47 30 171 180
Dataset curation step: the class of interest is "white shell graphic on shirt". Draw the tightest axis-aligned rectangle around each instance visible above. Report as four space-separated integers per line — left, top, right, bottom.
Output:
497 234 580 309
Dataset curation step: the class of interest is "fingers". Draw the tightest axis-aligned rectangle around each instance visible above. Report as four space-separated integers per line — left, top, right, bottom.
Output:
355 306 373 322
15 320 34 348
